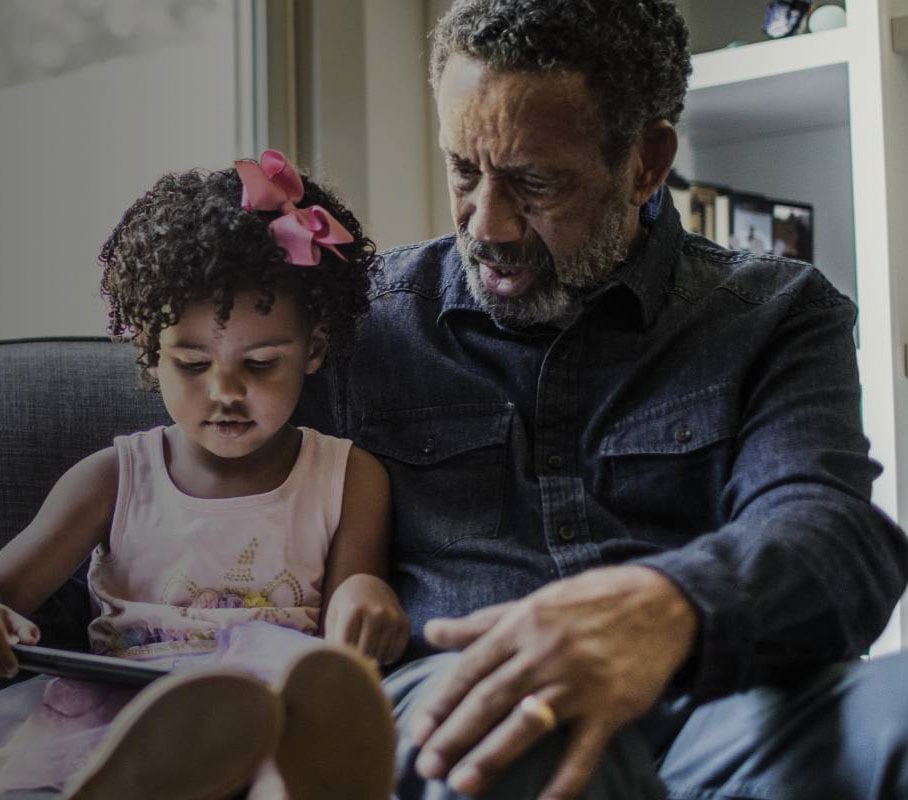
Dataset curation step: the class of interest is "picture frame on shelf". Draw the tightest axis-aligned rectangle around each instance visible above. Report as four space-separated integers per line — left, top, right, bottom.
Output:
729 193 774 256
771 200 814 263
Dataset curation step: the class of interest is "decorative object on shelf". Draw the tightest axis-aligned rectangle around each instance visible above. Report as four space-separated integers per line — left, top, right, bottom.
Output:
762 0 812 39
666 172 732 249
689 184 731 248
807 4 847 33
668 171 814 262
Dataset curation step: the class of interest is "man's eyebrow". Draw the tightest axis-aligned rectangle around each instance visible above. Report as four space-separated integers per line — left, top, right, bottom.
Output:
445 149 567 180
444 150 474 165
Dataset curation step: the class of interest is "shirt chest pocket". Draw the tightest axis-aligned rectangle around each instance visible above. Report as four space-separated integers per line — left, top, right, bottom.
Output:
599 385 739 538
358 403 513 556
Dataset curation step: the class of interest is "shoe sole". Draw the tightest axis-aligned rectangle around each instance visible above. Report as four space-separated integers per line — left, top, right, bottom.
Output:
275 646 395 800
64 669 282 800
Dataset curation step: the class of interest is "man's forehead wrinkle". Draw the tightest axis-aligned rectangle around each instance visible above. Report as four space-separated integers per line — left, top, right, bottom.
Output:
460 78 554 172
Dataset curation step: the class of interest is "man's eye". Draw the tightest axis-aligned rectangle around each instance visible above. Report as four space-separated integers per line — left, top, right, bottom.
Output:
449 160 479 187
246 359 277 371
175 361 209 374
520 178 549 195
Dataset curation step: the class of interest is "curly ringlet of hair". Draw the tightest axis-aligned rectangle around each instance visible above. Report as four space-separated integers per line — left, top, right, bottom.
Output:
429 0 692 166
99 166 376 384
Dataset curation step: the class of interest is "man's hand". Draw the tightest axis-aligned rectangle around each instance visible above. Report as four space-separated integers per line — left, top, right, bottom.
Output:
0 605 40 678
410 565 698 799
324 574 410 665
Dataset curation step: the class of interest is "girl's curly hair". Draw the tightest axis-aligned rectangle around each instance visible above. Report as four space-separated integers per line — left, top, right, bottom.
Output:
430 0 691 167
99 165 376 382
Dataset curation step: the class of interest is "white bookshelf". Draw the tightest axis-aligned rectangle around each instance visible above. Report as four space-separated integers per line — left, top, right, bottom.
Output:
676 1 908 653
684 30 850 145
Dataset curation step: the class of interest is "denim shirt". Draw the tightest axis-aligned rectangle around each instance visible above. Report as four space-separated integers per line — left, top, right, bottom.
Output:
301 188 908 698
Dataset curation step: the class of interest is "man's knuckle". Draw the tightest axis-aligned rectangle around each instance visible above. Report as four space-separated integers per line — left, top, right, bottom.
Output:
523 599 548 628
471 683 502 710
469 749 502 774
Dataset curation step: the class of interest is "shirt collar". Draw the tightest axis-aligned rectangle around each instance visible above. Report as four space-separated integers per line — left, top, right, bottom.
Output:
437 184 682 331
589 184 682 329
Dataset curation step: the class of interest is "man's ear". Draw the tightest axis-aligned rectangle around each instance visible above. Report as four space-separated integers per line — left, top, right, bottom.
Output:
305 323 329 375
629 120 678 206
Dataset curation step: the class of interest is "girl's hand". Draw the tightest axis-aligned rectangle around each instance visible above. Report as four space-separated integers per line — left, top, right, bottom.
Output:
0 605 40 678
324 574 410 665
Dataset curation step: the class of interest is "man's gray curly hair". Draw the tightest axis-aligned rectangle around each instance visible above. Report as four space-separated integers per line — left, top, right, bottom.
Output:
430 0 692 165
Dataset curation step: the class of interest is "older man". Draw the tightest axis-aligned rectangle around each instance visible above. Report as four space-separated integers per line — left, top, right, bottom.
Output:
304 1 908 798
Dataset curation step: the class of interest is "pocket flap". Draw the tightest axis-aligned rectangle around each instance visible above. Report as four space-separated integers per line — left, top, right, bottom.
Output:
601 384 737 456
360 403 513 465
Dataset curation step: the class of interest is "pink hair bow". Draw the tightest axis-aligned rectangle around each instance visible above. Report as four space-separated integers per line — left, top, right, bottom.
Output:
234 149 353 266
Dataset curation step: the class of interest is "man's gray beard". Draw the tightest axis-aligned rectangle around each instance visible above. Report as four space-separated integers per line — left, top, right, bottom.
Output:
457 210 629 327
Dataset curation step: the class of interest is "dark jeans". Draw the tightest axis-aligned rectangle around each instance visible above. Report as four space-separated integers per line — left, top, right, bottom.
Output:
386 650 908 800
4 651 906 799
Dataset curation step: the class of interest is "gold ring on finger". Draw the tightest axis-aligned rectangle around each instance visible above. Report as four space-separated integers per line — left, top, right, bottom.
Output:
519 693 558 732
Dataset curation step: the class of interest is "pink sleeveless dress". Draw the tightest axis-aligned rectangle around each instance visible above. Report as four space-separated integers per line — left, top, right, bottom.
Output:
0 425 352 792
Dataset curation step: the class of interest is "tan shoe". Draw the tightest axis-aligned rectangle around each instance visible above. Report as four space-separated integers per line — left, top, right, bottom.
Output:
274 645 395 800
64 669 282 800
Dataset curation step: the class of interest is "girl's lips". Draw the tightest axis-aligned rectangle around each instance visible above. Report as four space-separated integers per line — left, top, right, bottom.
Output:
479 263 537 298
206 420 254 438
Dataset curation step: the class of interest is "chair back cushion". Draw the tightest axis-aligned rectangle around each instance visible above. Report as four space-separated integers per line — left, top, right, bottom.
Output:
0 338 169 648
0 338 170 546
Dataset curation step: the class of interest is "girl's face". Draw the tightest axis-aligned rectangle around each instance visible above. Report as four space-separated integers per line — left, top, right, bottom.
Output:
154 289 326 462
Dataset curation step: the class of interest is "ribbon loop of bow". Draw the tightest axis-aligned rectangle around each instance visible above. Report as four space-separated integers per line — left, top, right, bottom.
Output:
234 149 353 266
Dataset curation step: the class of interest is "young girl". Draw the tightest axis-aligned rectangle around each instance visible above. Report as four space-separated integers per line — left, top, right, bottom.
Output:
0 151 407 800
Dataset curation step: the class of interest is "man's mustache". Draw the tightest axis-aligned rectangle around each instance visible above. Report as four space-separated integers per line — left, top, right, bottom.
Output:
459 231 553 272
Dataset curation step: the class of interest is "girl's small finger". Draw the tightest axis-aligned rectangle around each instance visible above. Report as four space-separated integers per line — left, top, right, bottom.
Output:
377 625 398 665
3 608 41 645
0 640 18 678
356 615 379 658
329 607 362 648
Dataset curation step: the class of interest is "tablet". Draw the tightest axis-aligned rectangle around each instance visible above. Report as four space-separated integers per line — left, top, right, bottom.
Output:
12 644 170 688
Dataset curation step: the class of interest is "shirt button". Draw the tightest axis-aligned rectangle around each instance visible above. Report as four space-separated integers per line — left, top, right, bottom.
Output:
422 437 436 455
547 454 564 469
674 425 692 445
558 525 576 542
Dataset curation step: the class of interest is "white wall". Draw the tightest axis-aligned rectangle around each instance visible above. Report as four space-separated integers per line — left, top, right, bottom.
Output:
364 1 433 247
303 0 437 250
0 0 244 339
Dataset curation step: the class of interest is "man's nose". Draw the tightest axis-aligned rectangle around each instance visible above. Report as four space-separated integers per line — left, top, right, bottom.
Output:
467 179 524 244
208 368 246 404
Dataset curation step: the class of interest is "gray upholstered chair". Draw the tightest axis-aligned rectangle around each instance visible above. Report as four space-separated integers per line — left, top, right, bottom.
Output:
0 338 169 650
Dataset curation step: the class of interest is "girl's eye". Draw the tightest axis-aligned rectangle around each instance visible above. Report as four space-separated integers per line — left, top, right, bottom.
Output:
246 359 277 371
176 361 209 374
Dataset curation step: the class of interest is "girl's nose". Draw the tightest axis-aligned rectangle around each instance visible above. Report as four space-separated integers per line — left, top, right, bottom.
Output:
208 369 246 404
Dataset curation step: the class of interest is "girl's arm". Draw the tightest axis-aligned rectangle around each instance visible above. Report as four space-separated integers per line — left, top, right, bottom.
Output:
320 445 409 665
0 447 118 673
